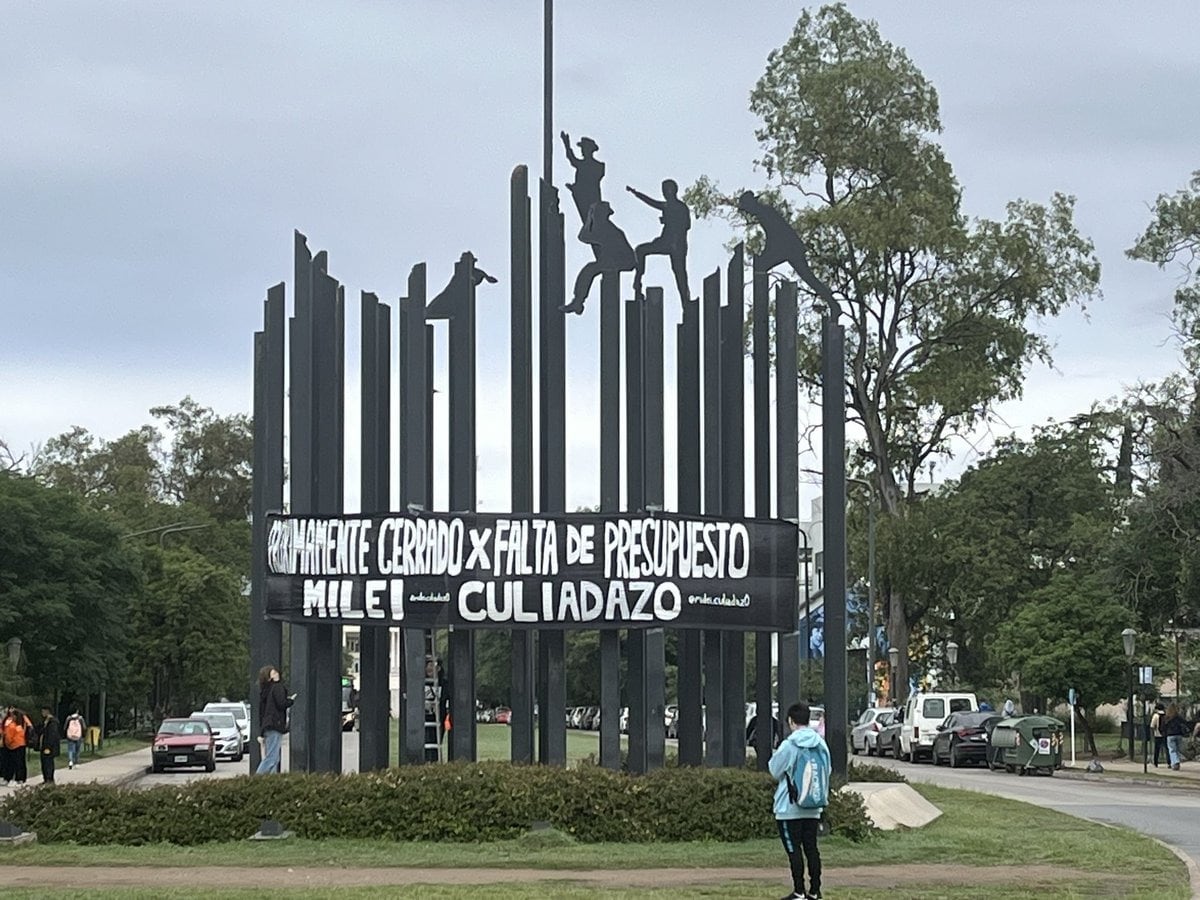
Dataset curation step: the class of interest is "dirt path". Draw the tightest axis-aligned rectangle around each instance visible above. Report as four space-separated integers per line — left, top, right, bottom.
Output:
0 864 1130 890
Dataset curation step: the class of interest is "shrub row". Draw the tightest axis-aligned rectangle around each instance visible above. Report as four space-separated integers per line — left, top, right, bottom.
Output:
1 763 876 846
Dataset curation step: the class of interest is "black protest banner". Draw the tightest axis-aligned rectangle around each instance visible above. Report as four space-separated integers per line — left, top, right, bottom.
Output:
264 511 798 631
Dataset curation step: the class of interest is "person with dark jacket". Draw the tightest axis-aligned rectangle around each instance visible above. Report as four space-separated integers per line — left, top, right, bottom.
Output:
255 665 294 775
36 706 61 784
1163 703 1187 770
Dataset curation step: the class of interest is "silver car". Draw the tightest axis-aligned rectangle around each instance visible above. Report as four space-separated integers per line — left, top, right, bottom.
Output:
851 707 898 756
203 701 251 753
191 711 244 761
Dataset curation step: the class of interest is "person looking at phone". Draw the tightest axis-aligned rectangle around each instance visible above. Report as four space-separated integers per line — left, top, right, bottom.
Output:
255 665 295 774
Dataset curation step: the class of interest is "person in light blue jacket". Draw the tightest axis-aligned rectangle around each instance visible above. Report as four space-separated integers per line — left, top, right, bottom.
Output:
769 702 832 900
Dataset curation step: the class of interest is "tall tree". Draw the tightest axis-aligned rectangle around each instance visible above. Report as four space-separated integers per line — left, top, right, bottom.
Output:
687 4 1100 688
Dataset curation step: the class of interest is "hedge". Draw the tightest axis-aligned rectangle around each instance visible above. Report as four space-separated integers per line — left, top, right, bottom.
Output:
0 763 876 845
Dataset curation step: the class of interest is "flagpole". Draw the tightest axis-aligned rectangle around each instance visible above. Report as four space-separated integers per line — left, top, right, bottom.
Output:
543 0 553 186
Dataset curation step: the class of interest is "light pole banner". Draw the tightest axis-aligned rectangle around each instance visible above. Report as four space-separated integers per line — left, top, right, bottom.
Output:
264 511 799 631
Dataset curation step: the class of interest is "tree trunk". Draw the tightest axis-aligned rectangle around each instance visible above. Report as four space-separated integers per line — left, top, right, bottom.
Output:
1074 701 1098 756
887 588 909 703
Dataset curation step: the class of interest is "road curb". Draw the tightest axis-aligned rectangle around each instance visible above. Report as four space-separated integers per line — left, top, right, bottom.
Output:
1057 768 1200 793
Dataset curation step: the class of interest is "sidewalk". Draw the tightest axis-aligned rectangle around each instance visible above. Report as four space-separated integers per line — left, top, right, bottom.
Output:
0 748 150 793
1062 755 1200 787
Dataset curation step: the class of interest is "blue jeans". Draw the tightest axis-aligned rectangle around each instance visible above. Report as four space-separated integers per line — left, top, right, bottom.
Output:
66 739 82 766
1166 735 1183 768
255 729 283 774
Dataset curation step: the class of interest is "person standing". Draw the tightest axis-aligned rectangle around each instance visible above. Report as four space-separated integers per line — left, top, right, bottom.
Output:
1 706 33 785
627 180 692 308
255 665 294 775
63 708 87 769
1150 703 1167 767
769 702 832 900
1163 703 1187 770
36 706 60 784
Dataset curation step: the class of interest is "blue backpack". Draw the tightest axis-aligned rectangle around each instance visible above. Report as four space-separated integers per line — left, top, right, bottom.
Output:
785 743 829 809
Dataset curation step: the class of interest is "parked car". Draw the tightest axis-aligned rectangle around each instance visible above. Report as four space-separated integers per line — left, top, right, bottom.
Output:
619 707 630 733
582 706 600 730
569 707 586 729
495 706 512 725
878 715 904 758
190 711 243 761
932 711 1001 767
897 692 978 763
151 718 216 773
851 707 898 756
203 701 251 753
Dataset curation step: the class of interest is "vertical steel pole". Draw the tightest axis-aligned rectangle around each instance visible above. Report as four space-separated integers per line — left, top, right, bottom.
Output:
599 271 622 770
701 268 723 768
644 287 666 771
721 248 746 769
510 166 536 764
676 292 703 767
752 266 773 770
866 490 877 706
775 282 801 719
537 179 567 767
625 291 647 774
822 315 848 780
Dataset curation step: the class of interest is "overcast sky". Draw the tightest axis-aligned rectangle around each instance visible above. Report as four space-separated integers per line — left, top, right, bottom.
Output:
2 2 1197 513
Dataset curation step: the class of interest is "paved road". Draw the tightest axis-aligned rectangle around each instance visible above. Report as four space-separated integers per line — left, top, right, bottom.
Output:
867 754 1200 874
136 732 360 788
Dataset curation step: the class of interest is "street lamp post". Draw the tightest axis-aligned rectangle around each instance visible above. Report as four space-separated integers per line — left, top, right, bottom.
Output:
946 641 959 691
848 477 877 707
1122 628 1136 763
888 646 901 707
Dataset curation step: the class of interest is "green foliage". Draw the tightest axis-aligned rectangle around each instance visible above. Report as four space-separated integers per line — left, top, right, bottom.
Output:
1128 170 1200 371
0 764 875 846
686 4 1100 689
0 472 139 704
846 760 907 783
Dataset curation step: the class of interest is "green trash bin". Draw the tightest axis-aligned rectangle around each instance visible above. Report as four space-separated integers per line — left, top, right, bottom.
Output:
987 716 1063 776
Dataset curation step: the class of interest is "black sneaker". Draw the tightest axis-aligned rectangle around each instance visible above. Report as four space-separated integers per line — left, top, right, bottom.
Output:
805 892 823 899
779 893 803 900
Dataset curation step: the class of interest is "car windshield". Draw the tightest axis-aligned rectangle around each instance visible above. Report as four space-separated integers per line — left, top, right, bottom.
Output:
197 713 237 729
877 711 895 726
948 698 973 713
207 704 246 722
159 720 210 736
954 712 995 728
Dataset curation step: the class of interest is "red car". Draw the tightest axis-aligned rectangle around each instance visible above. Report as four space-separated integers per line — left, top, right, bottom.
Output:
494 707 512 725
151 718 217 773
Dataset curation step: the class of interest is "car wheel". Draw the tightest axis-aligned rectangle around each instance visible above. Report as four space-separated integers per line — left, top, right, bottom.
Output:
932 746 944 766
895 738 906 761
151 762 163 774
851 738 859 756
205 755 216 773
233 751 243 763
949 743 960 768
866 741 875 757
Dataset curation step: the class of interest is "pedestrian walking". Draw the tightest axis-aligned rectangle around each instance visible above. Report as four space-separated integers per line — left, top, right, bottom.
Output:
255 665 294 775
1 706 33 785
1150 703 1167 767
36 706 60 784
1163 703 1187 770
63 708 87 769
769 702 832 900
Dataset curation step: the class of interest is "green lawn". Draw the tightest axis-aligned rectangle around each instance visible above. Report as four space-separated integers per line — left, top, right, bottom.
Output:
77 734 151 763
389 723 624 766
0 783 1187 898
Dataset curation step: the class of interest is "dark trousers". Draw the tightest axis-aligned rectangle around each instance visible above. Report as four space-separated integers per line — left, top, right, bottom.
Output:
39 750 55 783
1154 736 1167 766
778 817 820 896
1 746 28 783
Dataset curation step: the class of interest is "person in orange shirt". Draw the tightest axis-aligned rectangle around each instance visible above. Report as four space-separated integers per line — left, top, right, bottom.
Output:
1 706 33 785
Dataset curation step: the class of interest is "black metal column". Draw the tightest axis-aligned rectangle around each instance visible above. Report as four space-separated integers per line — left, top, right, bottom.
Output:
536 179 567 766
288 232 316 773
250 281 285 772
701 268 724 768
510 166 536 764
676 294 703 766
643 287 666 772
822 316 848 780
752 267 773 770
399 264 431 765
624 291 646 773
775 282 801 719
311 268 343 775
359 292 391 771
720 248 746 768
598 270 621 770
